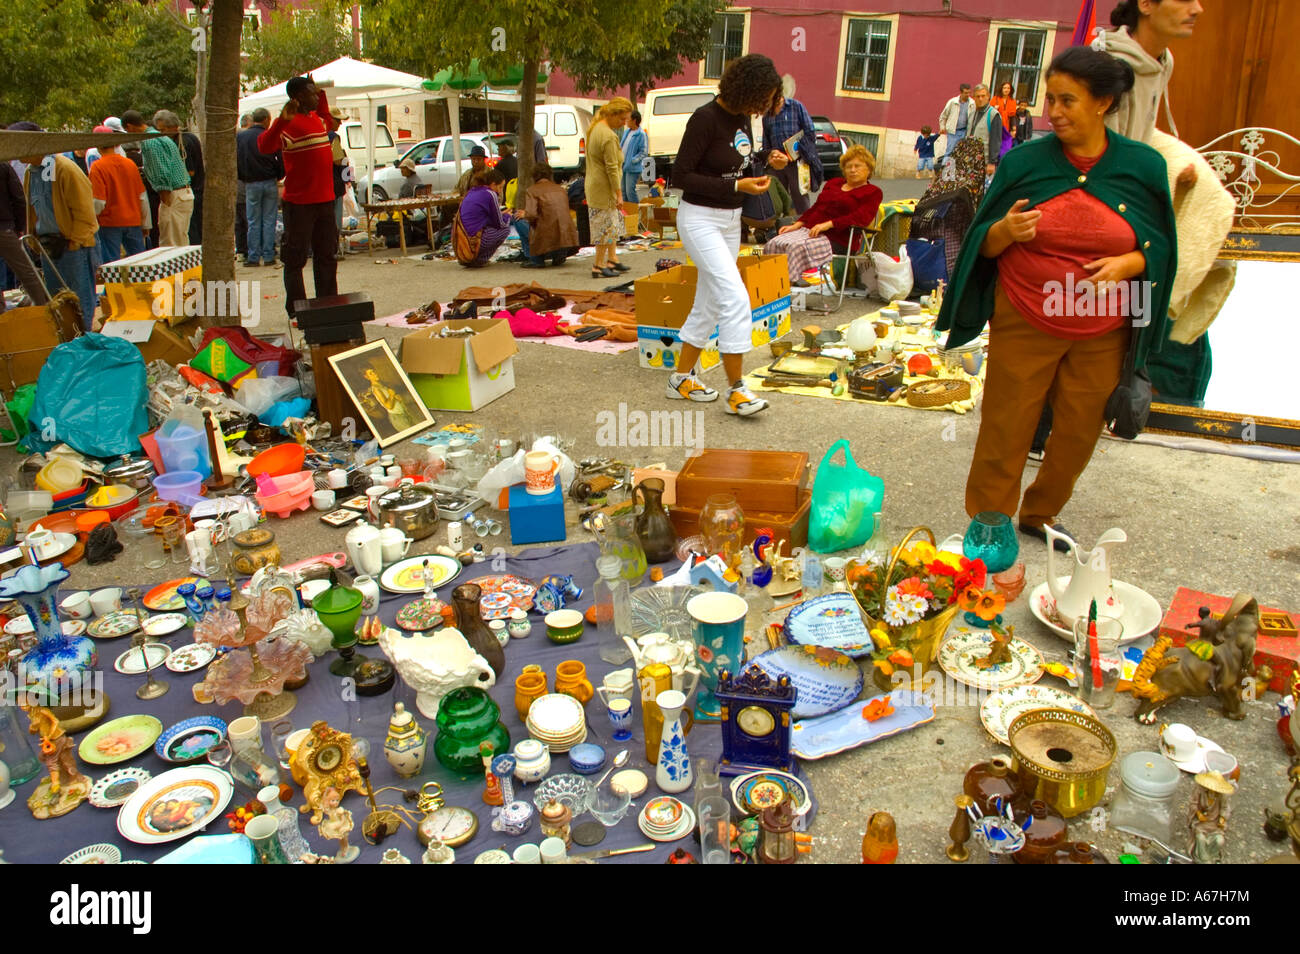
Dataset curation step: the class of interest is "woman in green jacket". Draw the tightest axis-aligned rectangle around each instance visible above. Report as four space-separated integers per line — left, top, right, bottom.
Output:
936 46 1177 549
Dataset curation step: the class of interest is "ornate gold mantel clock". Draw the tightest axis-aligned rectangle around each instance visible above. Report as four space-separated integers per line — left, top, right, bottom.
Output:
294 721 365 814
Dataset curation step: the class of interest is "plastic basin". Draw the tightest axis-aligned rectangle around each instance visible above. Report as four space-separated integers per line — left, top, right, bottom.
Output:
153 471 204 504
247 443 306 479
255 470 314 518
35 458 84 493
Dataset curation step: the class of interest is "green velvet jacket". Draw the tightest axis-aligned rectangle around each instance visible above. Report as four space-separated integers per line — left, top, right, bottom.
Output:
936 129 1177 370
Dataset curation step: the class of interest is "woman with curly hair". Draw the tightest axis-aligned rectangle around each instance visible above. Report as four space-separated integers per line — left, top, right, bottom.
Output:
585 96 633 278
666 53 788 417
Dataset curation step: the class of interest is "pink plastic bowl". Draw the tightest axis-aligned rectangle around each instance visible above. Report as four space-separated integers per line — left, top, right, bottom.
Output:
255 470 314 518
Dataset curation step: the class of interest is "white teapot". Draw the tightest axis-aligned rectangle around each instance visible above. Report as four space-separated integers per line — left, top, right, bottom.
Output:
622 632 701 699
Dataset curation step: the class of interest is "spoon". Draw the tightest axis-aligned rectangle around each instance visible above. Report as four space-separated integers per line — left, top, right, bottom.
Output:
589 749 629 794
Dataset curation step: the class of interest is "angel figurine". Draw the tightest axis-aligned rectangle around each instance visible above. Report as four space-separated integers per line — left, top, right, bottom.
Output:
311 786 360 864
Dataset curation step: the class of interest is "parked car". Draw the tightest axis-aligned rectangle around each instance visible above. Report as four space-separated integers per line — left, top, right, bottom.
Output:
641 85 718 178
530 103 594 177
358 132 516 201
810 116 848 178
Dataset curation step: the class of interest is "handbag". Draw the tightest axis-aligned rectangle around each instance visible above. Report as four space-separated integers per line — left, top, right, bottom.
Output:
904 237 947 293
452 212 481 265
1103 330 1152 440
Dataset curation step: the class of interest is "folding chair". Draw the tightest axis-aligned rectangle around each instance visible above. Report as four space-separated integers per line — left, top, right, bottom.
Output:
802 225 880 315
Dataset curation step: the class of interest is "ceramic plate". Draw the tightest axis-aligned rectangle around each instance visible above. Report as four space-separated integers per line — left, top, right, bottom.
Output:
116 765 234 845
78 715 164 765
979 685 1097 747
33 532 78 562
165 642 217 673
62 620 87 637
751 644 865 718
395 597 447 631
783 592 875 658
3 616 32 635
1030 578 1163 644
60 843 122 864
143 577 207 612
143 613 189 637
790 689 936 760
938 629 1045 690
379 555 462 594
525 693 585 735
88 610 144 639
638 801 695 842
114 642 170 675
155 716 228 764
630 585 705 642
90 768 153 808
729 770 813 818
474 574 537 618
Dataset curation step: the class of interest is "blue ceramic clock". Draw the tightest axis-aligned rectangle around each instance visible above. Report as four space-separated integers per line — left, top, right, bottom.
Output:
717 665 797 778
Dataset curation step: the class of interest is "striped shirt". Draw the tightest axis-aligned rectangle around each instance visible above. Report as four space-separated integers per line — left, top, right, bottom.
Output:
258 91 336 205
139 127 191 191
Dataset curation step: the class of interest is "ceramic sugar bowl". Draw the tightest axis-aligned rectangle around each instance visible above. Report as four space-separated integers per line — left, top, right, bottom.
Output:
384 702 429 778
378 626 496 718
512 739 551 784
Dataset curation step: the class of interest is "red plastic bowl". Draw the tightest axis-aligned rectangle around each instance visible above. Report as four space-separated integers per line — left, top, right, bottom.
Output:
247 443 306 479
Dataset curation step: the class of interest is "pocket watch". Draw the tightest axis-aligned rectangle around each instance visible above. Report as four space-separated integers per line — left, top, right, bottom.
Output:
419 804 479 848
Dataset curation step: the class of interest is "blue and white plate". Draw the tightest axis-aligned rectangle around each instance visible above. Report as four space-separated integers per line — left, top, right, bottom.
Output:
790 689 935 760
783 593 874 657
155 716 228 764
751 644 864 718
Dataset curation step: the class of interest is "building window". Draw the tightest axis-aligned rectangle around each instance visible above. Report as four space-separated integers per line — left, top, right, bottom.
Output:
842 130 880 157
842 19 892 94
992 28 1047 104
704 13 745 80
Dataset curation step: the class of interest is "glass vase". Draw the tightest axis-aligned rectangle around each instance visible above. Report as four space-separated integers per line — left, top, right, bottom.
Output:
962 511 1019 574
592 556 633 665
634 478 678 564
699 494 745 567
0 703 40 784
602 513 648 583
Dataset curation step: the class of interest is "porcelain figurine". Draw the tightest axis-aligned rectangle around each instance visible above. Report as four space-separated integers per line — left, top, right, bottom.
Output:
481 741 504 806
423 838 455 864
383 703 428 779
1130 593 1259 724
512 739 550 784
377 626 496 718
22 702 90 819
1189 771 1233 864
1043 526 1127 625
312 786 360 864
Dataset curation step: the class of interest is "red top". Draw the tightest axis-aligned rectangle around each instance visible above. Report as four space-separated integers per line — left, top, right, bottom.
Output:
997 150 1138 339
800 178 883 252
89 152 145 227
259 90 337 205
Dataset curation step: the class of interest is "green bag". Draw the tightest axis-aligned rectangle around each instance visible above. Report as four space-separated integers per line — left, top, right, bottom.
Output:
809 439 884 553
2 384 37 443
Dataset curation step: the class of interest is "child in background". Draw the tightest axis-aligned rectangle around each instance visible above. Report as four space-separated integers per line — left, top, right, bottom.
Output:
648 177 666 198
914 125 940 179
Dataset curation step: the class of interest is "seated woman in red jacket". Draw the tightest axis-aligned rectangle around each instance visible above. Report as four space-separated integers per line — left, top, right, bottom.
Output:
767 144 882 281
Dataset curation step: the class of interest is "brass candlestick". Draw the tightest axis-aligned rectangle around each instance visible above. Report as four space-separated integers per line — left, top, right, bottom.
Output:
132 632 169 700
947 794 973 862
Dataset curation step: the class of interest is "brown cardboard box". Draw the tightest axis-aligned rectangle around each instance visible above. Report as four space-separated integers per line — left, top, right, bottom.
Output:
400 318 518 412
0 295 80 397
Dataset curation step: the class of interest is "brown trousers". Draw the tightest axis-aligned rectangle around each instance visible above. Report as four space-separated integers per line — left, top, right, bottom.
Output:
965 286 1129 529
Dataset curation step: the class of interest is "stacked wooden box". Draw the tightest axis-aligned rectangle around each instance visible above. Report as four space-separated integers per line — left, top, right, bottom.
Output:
669 448 811 549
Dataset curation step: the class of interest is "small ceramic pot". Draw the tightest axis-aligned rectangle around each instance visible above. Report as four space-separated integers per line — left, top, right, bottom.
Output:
568 742 605 775
514 670 549 720
507 609 531 639
231 528 282 576
545 609 584 645
311 490 336 511
554 659 594 705
353 575 381 615
489 619 509 648
513 739 551 784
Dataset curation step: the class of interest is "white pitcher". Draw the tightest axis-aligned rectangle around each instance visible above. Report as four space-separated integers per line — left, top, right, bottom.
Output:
1045 526 1127 625
345 523 383 578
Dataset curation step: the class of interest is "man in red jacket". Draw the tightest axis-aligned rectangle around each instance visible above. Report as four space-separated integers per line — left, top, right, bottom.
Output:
259 75 339 315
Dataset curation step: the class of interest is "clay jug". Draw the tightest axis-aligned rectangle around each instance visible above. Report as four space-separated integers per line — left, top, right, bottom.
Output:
963 755 1021 815
1014 800 1067 864
452 583 505 679
634 478 677 564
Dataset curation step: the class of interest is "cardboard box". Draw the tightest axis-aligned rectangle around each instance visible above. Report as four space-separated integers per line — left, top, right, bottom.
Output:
1160 587 1300 694
634 254 791 371
508 483 566 545
0 295 82 397
100 245 202 326
101 318 199 367
400 318 518 412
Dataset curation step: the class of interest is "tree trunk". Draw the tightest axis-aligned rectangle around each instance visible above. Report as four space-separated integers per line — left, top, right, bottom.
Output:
200 0 242 325
513 47 539 211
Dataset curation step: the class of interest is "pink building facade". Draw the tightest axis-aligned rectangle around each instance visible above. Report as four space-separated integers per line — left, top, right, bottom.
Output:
546 0 1085 176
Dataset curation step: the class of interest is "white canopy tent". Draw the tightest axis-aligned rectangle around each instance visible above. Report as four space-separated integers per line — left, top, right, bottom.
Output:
237 57 457 188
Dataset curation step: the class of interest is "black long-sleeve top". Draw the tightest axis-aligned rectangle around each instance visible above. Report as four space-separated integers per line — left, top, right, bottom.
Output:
672 99 766 209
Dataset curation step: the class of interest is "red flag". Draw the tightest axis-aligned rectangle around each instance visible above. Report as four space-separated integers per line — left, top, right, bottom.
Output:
1072 0 1097 45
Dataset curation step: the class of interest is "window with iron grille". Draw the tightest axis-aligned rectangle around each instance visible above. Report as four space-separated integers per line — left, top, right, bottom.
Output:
992 28 1047 104
842 19 892 94
842 131 880 157
704 13 745 80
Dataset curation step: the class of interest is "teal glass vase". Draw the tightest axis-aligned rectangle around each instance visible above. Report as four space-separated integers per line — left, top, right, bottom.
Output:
962 512 1019 574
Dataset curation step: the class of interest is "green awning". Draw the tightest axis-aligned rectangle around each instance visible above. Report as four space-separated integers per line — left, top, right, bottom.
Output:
423 59 547 92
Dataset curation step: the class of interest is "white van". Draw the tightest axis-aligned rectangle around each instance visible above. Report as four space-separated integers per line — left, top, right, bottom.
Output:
337 120 399 185
641 85 718 177
530 104 593 177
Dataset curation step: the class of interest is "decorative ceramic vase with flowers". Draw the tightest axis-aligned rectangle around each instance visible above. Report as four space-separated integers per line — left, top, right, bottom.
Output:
846 527 983 692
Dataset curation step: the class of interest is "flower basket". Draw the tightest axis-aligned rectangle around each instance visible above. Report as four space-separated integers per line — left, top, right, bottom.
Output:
846 526 983 692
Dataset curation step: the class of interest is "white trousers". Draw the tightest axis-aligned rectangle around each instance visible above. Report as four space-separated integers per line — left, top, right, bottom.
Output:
677 200 751 354
158 187 195 247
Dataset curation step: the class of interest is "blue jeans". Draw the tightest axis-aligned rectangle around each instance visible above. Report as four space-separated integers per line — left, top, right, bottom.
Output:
622 171 640 203
98 226 145 265
42 244 98 330
513 219 564 265
944 129 966 158
245 179 279 264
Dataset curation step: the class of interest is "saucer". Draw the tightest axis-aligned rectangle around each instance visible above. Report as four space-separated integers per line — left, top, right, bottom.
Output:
638 800 695 842
1030 578 1162 643
1160 735 1225 774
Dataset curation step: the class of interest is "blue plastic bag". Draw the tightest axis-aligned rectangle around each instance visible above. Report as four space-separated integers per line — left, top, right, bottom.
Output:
24 334 148 457
809 440 884 553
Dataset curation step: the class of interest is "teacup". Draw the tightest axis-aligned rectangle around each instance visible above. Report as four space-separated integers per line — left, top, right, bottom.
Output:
89 587 123 617
379 527 412 565
60 591 93 620
25 528 58 559
311 489 336 511
327 468 349 489
823 557 848 591
1204 750 1240 783
1159 722 1197 763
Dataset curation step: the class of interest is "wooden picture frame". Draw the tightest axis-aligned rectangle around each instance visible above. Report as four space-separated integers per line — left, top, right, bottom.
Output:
327 339 433 448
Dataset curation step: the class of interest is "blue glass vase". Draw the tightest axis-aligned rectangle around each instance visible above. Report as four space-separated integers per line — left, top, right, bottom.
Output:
0 563 98 706
962 512 1019 574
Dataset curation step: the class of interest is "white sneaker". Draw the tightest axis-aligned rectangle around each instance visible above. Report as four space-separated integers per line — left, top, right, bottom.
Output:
725 384 769 417
666 374 719 402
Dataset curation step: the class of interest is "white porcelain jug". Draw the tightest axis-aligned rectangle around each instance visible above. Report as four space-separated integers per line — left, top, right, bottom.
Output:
345 523 383 577
1045 526 1127 624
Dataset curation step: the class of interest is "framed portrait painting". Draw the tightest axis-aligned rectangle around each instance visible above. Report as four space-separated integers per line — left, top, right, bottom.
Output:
327 340 433 447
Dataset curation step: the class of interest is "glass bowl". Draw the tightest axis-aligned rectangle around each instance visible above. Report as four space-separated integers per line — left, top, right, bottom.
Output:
532 773 591 814
588 783 631 827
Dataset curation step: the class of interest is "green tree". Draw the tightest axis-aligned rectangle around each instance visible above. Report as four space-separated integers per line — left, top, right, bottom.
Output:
103 4 199 124
242 3 354 90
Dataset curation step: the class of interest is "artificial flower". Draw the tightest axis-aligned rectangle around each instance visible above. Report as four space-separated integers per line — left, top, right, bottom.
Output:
869 627 892 650
883 586 927 626
862 695 895 721
895 576 934 601
847 562 878 586
883 601 913 627
887 649 914 668
975 591 1006 621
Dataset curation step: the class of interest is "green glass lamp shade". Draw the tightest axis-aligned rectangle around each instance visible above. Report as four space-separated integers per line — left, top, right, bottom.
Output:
312 586 364 648
433 686 510 775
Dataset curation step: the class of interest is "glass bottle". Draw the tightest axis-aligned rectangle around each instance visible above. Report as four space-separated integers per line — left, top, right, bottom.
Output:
963 755 1021 816
699 494 745 568
633 478 677 564
0 703 40 784
230 729 280 791
737 549 772 649
197 584 216 615
452 583 505 679
592 556 633 665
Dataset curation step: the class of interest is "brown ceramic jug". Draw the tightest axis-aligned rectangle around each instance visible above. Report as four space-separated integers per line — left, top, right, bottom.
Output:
963 755 1022 815
634 478 677 564
1014 799 1067 864
453 583 505 679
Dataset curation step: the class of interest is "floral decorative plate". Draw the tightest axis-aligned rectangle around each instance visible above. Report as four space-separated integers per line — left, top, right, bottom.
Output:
783 592 875 658
638 801 695 843
78 715 164 765
143 577 207 611
143 613 189 637
88 610 144 639
729 770 812 818
155 716 228 764
980 685 1097 747
116 765 234 845
630 585 704 642
791 690 936 760
379 555 462 594
62 620 87 637
165 642 217 673
60 843 122 864
90 768 153 808
751 644 864 718
395 596 447 631
938 629 1045 691
473 574 537 619
114 642 170 675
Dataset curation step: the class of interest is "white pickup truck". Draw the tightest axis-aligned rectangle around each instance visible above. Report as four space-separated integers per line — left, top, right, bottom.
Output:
640 85 719 179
